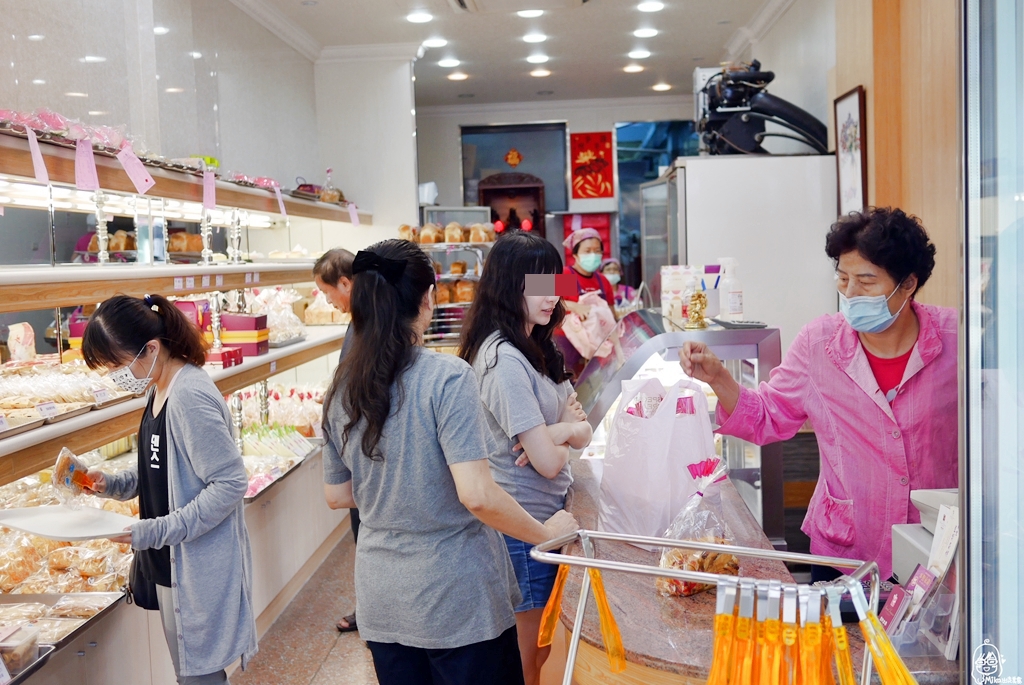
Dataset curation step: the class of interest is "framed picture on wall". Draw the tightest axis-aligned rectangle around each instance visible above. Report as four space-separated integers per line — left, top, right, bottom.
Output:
834 86 867 216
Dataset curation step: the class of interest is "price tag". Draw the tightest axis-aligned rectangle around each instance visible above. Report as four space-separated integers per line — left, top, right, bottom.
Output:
36 401 59 419
253 272 260 284
92 387 113 405
216 274 224 287
274 187 288 217
185 276 196 289
202 275 210 288
245 273 252 284
203 170 216 210
348 203 360 226
270 361 277 374
27 128 50 184
115 144 156 194
0 414 9 433
174 277 184 291
75 139 100 191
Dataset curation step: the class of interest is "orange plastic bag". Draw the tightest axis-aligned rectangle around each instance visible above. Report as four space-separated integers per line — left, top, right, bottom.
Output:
537 564 569 648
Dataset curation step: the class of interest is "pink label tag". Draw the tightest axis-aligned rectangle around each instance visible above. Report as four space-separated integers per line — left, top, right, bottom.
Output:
26 128 49 184
115 145 155 195
203 170 216 210
0 205 4 216
348 203 360 226
75 139 99 191
274 187 287 217
571 214 582 232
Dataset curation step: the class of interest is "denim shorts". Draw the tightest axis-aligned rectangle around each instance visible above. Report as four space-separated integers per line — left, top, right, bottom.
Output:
503 535 559 613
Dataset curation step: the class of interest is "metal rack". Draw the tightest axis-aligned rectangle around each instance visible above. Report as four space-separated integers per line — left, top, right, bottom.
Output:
532 529 882 685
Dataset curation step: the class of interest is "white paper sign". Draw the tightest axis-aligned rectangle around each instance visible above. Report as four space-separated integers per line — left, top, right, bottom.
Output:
348 203 360 226
253 272 260 284
36 401 58 419
216 274 224 287
274 187 287 217
26 128 49 184
270 361 277 374
92 387 113 405
245 273 252 284
173 277 184 291
185 276 195 289
202 275 210 288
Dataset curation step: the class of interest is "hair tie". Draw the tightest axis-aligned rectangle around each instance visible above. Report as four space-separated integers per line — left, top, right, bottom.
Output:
143 294 159 312
352 251 407 286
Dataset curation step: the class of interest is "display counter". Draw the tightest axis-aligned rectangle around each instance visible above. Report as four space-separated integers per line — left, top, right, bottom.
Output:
558 458 960 684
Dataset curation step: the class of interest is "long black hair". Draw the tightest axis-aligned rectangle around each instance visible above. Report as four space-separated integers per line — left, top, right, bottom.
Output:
82 293 208 369
322 239 436 460
460 230 571 383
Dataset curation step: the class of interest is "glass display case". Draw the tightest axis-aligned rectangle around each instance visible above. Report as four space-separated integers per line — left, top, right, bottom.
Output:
639 172 679 302
573 308 785 547
422 206 491 227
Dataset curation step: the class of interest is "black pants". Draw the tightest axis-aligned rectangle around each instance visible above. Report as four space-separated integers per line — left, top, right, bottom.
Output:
367 626 525 685
350 508 360 544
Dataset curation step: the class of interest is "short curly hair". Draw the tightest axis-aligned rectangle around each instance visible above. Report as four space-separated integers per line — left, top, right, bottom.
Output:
825 207 936 295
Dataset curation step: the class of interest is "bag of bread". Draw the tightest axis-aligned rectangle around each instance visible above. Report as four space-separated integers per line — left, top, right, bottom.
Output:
656 457 739 597
53 447 93 507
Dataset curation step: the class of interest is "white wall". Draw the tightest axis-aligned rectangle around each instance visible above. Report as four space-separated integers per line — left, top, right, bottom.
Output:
416 95 693 213
748 0 837 154
315 57 419 228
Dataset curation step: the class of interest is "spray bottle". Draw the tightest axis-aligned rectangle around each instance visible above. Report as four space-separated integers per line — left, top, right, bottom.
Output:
718 258 744 321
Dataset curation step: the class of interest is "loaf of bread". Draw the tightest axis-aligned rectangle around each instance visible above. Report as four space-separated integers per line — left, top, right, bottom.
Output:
455 280 476 303
444 222 464 243
108 230 130 251
398 224 414 242
186 233 204 252
87 234 99 252
469 224 489 243
420 224 444 244
435 282 453 305
450 261 467 275
168 232 189 253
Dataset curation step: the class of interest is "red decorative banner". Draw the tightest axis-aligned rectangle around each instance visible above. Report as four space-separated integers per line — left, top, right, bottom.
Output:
570 132 614 199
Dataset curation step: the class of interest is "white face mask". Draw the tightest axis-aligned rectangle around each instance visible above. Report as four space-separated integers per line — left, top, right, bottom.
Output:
108 344 158 395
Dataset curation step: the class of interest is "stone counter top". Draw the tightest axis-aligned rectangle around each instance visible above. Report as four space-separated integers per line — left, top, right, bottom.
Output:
559 457 960 683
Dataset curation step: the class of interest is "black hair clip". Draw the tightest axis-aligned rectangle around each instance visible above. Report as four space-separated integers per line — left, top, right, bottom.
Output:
352 251 407 286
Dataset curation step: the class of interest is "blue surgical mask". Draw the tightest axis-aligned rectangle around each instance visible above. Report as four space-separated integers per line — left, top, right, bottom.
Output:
839 283 910 333
577 253 602 273
605 273 621 286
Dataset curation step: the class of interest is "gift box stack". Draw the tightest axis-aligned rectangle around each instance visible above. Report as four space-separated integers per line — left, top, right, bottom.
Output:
221 313 270 358
173 299 244 368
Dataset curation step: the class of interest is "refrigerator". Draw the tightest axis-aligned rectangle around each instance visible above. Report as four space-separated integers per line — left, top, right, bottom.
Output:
672 154 839 353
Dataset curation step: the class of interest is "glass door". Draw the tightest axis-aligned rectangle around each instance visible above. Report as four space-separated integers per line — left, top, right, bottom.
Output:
965 0 1024 676
640 177 670 301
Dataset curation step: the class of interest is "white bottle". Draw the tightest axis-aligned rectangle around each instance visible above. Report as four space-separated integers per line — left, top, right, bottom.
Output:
718 258 744 321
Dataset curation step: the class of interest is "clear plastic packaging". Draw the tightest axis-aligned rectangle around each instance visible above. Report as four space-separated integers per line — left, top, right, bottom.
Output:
0 624 39 674
656 457 740 597
46 546 112 577
52 448 94 506
29 618 86 645
47 595 114 619
250 288 307 343
0 604 49 623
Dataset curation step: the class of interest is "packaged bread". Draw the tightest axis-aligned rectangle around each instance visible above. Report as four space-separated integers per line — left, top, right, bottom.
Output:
0 624 40 674
469 224 489 243
30 618 87 645
419 223 443 244
53 447 93 503
444 222 464 243
455 280 476 303
47 547 111 577
186 233 204 252
86 572 123 593
47 595 113 619
0 603 49 622
168 232 189 252
435 282 453 305
450 261 467 276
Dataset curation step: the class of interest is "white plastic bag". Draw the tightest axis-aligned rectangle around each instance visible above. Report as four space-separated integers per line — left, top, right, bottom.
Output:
598 377 716 547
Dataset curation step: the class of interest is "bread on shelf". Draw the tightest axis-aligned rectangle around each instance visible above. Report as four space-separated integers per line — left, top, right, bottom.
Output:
469 224 490 243
168 232 189 253
450 261 467 276
435 282 453 305
444 222 463 243
455 280 475 303
420 223 444 244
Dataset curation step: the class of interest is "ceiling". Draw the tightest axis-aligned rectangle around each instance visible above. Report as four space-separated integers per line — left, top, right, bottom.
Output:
255 0 765 107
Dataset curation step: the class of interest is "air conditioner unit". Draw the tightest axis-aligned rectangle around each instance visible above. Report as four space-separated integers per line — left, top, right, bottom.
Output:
446 0 587 13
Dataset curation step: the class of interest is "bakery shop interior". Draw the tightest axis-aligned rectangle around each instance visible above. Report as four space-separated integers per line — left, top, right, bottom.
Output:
0 0 1013 683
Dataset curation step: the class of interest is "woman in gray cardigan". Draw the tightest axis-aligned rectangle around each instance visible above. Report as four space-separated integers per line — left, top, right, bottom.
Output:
81 293 257 684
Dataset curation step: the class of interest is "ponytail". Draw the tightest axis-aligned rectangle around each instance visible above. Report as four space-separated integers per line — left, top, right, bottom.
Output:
82 293 208 369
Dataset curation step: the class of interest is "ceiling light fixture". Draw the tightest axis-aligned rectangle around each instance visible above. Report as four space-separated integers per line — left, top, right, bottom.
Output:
165 87 185 93
448 72 469 81
153 26 170 35
530 68 551 77
527 54 549 64
423 38 448 48
88 111 107 116
65 92 88 97
27 34 44 41
628 49 651 59
633 28 658 38
438 58 460 67
189 51 203 59
79 55 107 63
517 10 544 18
523 33 547 43
624 64 644 73
407 11 433 23
638 1 664 11
653 83 672 91
31 79 45 85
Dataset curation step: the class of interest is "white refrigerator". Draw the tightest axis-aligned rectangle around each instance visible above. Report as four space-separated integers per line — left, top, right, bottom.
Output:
674 155 839 353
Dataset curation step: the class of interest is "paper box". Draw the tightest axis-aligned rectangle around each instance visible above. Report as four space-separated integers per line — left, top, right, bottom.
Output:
221 313 268 331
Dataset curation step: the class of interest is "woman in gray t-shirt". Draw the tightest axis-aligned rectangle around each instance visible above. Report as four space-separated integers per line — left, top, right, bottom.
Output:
321 240 577 685
460 232 594 685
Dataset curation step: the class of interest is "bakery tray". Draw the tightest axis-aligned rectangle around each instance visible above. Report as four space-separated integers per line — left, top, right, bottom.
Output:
0 417 47 441
7 645 56 685
268 335 307 349
93 392 134 410
0 593 125 651
244 440 322 504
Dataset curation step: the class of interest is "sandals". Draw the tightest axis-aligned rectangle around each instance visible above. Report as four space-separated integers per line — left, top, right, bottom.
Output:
336 613 357 633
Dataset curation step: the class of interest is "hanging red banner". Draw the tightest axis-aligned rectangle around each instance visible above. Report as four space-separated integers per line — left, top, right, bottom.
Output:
570 131 614 199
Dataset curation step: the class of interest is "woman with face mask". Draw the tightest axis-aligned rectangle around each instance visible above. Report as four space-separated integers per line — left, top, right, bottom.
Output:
556 228 618 375
598 258 636 309
679 208 957 581
80 293 256 685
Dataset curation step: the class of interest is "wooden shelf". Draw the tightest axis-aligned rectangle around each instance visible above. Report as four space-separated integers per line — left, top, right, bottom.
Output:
0 262 315 314
0 132 372 225
0 326 345 486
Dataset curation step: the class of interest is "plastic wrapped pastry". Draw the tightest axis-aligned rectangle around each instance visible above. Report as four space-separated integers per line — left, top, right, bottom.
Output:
47 594 113 619
29 618 87 645
46 547 111 577
53 448 94 504
0 603 49 622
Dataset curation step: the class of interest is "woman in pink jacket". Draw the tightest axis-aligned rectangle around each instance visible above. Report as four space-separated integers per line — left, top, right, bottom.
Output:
680 207 957 581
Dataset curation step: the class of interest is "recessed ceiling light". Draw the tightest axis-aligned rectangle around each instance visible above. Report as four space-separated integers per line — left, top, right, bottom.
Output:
407 11 433 23
153 26 170 35
165 87 185 93
31 79 45 85
530 68 551 77
653 83 672 91
458 93 475 98
634 28 658 38
638 1 665 11
517 10 544 18
65 92 88 98
523 33 547 43
537 90 554 95
624 64 644 73
527 54 549 64
448 72 469 81
79 55 107 63
189 51 202 59
423 38 448 48
628 49 651 59
88 111 107 116
438 58 460 68
27 34 44 41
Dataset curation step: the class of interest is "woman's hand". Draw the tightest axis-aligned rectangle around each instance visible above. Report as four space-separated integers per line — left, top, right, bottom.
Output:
84 471 107 495
542 510 579 541
560 392 586 424
109 527 132 546
678 342 742 415
564 300 591 320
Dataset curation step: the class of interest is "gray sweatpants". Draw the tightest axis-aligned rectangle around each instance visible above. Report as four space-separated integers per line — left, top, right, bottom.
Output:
157 585 230 685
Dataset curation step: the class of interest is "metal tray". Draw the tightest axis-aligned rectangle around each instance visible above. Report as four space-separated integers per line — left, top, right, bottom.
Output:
268 335 307 349
42 404 94 425
8 645 56 684
244 441 322 504
0 593 125 652
0 417 47 441
93 392 135 410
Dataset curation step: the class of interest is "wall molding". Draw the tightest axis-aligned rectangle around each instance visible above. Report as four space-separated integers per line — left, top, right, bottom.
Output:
317 43 423 64
418 94 692 119
723 0 798 62
226 0 322 62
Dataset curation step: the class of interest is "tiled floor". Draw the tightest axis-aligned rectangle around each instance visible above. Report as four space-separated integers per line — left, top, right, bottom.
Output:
233 534 378 685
